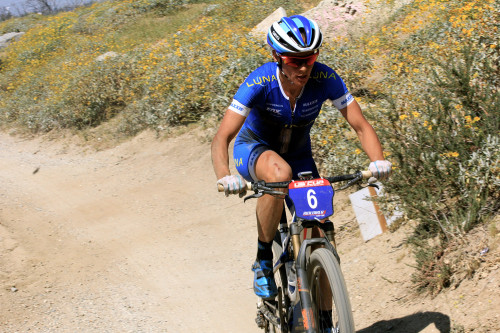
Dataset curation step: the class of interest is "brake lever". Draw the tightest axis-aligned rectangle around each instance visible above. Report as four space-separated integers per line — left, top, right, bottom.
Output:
243 190 286 202
338 174 363 190
359 181 380 190
244 192 264 202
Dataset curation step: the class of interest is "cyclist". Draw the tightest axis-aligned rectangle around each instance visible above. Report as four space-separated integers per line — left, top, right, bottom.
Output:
211 15 391 301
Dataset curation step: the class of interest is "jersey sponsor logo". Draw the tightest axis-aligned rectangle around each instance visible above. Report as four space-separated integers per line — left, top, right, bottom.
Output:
234 157 243 167
246 74 278 87
332 93 354 109
311 71 337 80
302 210 327 216
267 107 281 115
303 99 318 107
302 105 319 115
229 99 251 116
230 102 245 111
340 94 353 105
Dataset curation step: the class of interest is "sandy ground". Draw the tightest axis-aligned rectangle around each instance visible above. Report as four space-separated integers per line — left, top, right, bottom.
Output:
0 129 498 333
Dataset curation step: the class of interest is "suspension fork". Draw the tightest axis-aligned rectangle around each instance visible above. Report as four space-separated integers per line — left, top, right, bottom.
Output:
290 222 301 262
290 222 339 333
291 220 340 262
290 223 314 332
323 220 339 260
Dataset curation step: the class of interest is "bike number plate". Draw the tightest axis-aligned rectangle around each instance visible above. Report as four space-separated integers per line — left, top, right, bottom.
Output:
288 178 334 220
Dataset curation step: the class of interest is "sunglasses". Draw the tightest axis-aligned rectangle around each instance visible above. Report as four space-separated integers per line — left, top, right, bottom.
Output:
278 51 319 68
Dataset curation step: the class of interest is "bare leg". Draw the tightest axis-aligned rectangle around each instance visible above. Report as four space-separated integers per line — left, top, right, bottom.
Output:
254 150 292 243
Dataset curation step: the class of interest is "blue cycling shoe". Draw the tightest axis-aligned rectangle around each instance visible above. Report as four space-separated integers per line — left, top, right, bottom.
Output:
252 259 278 299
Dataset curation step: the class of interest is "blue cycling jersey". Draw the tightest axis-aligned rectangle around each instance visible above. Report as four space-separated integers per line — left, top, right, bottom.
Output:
230 62 353 157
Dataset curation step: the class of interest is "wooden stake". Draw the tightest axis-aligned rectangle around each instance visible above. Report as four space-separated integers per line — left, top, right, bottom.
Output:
368 186 388 232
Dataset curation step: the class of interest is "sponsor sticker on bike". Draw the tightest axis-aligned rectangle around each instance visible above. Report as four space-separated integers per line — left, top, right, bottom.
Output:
288 178 334 220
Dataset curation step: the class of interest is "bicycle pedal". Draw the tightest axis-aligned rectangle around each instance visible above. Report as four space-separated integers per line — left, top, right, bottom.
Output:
255 309 266 328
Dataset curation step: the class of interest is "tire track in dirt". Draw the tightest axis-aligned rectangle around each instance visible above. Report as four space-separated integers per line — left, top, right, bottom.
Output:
1 130 498 332
0 130 260 332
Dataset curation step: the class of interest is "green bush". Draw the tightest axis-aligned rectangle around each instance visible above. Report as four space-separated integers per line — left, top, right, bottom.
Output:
310 0 499 293
410 242 452 295
0 0 315 133
379 44 498 238
375 43 499 291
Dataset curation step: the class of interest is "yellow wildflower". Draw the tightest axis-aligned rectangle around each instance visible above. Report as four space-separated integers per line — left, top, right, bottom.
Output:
441 151 459 158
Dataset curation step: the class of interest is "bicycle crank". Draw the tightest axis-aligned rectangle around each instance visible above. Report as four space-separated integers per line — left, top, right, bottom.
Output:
256 300 281 331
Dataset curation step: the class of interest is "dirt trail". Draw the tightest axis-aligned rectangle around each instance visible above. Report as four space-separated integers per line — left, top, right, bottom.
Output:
0 130 498 332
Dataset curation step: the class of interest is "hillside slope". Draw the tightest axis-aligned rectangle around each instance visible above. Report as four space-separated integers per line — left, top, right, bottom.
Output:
0 129 498 332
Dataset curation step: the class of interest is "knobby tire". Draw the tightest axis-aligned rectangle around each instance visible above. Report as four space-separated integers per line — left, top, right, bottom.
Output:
307 248 355 333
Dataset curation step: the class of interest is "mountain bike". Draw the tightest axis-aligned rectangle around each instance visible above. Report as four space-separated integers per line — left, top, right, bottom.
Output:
239 170 374 333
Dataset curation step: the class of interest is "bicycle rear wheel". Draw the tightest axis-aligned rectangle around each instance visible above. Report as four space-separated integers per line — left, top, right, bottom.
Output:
307 248 355 333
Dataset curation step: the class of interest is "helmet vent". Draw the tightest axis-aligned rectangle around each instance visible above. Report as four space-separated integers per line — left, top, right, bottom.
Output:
267 15 323 53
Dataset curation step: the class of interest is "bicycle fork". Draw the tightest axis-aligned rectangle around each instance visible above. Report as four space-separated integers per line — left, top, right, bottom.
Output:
290 222 339 333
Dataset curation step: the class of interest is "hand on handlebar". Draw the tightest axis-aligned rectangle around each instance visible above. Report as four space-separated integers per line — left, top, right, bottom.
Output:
217 175 248 197
369 160 392 181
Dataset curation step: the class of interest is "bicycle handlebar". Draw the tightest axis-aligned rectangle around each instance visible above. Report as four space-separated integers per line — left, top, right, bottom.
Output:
327 170 372 183
217 182 253 192
217 170 373 193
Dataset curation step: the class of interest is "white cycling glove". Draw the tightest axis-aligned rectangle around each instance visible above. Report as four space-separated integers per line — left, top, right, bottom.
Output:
217 175 247 197
369 160 392 181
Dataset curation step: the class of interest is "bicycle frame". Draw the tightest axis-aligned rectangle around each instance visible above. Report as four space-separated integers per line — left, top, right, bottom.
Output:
221 170 372 333
274 210 341 333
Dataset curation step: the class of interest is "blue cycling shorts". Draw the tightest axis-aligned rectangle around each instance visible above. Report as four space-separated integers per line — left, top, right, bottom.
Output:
233 141 320 182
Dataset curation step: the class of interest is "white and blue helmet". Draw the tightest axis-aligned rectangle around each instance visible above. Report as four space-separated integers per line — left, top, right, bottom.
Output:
267 15 323 54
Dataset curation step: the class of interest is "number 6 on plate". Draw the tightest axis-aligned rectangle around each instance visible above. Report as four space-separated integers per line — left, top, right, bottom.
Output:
289 178 334 220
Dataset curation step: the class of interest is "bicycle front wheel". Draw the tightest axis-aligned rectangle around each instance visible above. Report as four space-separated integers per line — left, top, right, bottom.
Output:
307 248 355 333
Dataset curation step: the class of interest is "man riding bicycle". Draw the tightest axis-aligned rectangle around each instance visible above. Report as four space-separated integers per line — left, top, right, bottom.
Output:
211 15 391 301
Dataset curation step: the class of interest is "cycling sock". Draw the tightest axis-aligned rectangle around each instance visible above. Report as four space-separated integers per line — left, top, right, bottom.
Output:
256 239 273 261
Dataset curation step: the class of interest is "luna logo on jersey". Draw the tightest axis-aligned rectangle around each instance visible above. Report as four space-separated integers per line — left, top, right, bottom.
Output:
246 75 278 87
234 158 243 167
310 71 337 80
